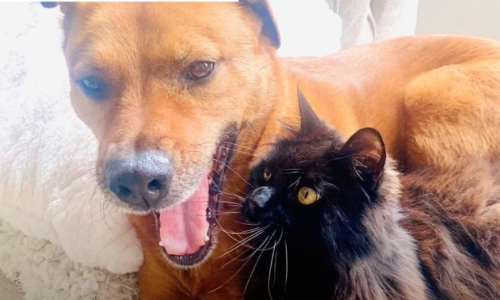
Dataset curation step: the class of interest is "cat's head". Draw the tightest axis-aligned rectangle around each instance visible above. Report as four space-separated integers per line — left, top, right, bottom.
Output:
242 90 387 243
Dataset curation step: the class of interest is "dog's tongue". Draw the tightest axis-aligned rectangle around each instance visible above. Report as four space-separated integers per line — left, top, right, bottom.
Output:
159 175 210 256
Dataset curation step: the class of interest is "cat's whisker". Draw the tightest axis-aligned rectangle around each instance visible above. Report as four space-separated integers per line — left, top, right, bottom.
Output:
223 228 267 254
324 153 354 163
217 222 275 257
258 230 280 251
235 219 263 226
207 237 268 295
271 228 284 292
287 176 302 190
233 226 269 235
355 181 371 203
268 231 281 300
283 238 288 298
242 234 274 300
214 228 265 246
218 204 243 209
281 171 302 175
224 226 274 256
214 219 263 238
351 158 365 180
272 231 279 289
219 189 246 198
219 194 245 202
217 199 243 204
220 246 253 269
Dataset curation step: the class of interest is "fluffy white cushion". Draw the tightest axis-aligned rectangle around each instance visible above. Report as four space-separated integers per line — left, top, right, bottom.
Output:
0 2 143 275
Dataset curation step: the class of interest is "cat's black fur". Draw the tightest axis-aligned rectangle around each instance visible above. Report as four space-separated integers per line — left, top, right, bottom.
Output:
241 90 423 300
241 90 500 300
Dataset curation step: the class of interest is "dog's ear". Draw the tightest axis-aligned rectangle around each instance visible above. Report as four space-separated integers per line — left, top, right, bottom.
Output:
40 2 57 8
40 2 73 14
341 128 387 187
298 88 322 135
239 0 280 49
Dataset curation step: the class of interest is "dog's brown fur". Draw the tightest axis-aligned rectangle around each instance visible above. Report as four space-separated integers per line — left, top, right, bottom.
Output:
45 1 500 299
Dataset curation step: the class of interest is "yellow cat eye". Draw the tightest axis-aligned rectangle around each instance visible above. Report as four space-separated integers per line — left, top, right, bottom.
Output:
263 169 272 181
297 187 318 205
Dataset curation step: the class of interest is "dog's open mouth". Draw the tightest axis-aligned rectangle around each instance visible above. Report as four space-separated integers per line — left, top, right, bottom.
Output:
154 128 237 266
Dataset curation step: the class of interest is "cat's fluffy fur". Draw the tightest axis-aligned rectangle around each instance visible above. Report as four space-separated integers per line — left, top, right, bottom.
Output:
400 159 500 299
348 157 428 300
242 91 500 300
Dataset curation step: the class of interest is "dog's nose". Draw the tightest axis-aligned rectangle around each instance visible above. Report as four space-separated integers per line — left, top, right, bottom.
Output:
105 150 173 210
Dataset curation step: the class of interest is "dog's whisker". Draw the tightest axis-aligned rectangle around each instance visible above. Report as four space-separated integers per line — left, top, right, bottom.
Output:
219 142 257 153
210 157 253 188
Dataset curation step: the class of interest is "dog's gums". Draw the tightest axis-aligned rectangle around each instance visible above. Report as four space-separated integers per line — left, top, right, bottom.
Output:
155 126 237 266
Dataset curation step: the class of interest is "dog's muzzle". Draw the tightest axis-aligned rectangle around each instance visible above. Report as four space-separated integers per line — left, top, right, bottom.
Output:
104 150 173 210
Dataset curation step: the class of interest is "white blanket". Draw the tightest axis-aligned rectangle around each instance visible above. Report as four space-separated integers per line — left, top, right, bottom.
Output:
0 1 340 299
0 2 143 275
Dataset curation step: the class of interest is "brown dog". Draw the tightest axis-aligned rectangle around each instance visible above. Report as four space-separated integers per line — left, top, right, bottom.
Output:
42 1 500 299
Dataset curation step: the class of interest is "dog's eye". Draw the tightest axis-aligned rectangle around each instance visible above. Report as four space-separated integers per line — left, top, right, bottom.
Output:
77 77 107 101
186 61 215 80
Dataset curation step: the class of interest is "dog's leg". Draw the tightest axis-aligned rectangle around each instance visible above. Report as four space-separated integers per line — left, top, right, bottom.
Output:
404 60 500 171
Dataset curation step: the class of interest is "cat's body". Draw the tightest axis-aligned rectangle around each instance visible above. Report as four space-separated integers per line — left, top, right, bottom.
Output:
399 161 500 299
241 92 500 300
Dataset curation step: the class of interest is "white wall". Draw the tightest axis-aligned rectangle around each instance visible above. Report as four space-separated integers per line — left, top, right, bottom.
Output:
416 0 500 41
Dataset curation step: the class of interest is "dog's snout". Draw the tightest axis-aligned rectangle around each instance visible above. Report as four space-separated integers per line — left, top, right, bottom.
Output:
105 150 173 210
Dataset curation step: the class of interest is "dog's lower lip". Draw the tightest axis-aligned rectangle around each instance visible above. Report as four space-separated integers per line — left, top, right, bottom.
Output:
156 127 237 266
153 197 215 266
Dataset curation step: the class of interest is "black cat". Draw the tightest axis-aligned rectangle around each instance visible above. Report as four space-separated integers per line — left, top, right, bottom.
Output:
241 90 500 300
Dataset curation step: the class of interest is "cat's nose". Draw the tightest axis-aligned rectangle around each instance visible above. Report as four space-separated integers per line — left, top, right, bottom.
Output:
242 186 274 217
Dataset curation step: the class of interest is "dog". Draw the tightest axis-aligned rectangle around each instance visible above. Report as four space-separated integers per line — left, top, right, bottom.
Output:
42 1 500 299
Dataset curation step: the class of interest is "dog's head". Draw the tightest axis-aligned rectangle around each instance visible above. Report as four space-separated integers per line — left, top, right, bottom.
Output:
42 1 282 266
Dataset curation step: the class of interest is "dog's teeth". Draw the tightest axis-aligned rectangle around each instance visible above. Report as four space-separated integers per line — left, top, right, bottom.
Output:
159 241 164 247
204 235 210 243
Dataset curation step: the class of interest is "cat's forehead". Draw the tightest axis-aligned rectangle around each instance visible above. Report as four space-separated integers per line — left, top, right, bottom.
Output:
266 138 338 167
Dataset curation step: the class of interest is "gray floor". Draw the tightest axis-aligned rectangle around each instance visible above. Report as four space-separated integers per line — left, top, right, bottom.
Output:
0 272 23 300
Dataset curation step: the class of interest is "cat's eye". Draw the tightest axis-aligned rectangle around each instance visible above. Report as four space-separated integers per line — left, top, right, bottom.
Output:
263 169 272 181
297 187 318 205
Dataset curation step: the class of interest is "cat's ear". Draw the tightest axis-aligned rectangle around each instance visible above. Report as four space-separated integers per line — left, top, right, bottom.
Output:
341 128 386 186
298 88 322 134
